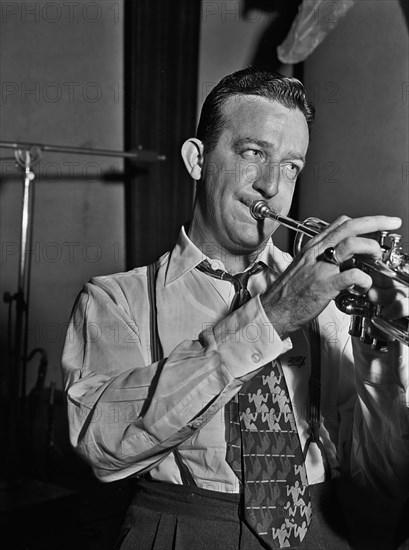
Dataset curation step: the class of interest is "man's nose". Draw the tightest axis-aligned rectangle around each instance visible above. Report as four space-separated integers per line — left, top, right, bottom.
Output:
252 162 280 199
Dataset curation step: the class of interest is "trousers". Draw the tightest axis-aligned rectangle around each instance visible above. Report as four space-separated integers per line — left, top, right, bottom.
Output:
114 478 351 550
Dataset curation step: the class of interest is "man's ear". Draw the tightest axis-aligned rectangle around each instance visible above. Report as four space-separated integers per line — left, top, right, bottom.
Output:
181 138 204 181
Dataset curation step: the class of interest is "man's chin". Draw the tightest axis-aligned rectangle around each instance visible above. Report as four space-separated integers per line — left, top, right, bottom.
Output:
229 228 274 254
243 220 278 242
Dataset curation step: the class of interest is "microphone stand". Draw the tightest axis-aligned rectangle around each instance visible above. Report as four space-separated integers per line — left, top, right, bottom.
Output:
0 140 164 481
0 141 166 162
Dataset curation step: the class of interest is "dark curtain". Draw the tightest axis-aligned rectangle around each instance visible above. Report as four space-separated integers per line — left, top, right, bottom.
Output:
125 0 201 268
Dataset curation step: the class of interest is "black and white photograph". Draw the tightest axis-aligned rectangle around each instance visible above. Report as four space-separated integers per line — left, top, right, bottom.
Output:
1 1 408 548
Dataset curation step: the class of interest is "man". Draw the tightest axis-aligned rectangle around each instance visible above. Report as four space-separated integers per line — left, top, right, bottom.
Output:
62 68 409 549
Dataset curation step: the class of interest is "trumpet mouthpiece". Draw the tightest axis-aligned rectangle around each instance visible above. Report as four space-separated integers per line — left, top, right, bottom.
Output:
250 200 271 220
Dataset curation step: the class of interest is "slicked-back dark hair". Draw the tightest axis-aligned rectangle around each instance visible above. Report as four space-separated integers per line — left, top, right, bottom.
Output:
196 67 315 153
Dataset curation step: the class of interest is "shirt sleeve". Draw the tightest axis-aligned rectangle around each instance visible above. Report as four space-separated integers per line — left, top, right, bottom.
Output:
61 275 290 481
336 325 409 500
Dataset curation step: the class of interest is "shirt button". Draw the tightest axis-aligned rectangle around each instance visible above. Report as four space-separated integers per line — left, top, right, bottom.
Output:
251 352 262 363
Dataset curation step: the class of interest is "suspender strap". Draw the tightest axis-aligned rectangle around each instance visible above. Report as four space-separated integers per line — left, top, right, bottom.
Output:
146 262 197 487
303 318 332 481
147 262 164 362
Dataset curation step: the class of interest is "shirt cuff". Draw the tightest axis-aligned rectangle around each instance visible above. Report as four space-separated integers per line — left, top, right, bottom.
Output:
211 295 292 378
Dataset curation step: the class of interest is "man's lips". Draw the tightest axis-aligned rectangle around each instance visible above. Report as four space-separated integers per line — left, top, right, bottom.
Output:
240 197 258 210
237 199 258 222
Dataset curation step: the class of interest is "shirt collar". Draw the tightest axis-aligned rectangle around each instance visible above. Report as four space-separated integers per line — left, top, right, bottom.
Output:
164 225 291 286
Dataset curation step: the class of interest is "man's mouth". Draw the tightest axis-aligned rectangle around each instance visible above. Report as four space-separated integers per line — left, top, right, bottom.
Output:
238 199 260 222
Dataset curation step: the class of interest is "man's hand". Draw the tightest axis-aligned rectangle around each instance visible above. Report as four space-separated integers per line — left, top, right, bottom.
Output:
261 215 406 340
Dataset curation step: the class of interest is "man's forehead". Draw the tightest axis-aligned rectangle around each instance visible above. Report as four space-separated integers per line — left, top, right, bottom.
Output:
220 95 308 134
219 94 309 147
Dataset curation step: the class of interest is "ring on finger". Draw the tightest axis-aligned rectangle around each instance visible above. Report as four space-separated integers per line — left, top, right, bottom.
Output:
322 246 341 266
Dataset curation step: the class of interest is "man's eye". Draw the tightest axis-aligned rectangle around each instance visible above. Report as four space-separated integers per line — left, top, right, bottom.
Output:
282 163 300 181
242 149 264 160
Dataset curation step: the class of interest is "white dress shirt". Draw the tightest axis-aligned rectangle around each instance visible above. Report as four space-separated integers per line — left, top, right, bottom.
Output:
62 225 409 499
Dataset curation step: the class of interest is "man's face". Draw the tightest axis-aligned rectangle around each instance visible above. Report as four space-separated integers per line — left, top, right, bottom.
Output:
194 95 310 257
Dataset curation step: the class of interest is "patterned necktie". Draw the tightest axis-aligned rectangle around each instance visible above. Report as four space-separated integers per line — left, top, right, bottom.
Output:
196 260 312 549
196 259 264 313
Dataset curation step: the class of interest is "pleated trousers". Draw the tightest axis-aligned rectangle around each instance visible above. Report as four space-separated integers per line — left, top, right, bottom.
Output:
114 478 351 550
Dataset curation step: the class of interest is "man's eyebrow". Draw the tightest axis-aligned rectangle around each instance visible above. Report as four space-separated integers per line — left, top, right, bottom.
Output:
233 137 306 164
233 137 273 149
285 151 306 165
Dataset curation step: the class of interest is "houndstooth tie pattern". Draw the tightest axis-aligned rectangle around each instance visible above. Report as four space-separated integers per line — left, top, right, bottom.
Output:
197 260 311 548
238 362 312 548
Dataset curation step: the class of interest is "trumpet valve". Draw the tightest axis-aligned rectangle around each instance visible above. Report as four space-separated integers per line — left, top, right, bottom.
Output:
387 233 404 268
379 231 389 248
335 290 372 317
371 338 389 353
349 315 364 339
379 231 390 261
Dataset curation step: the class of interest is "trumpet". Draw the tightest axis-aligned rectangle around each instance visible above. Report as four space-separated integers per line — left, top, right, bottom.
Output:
250 200 409 349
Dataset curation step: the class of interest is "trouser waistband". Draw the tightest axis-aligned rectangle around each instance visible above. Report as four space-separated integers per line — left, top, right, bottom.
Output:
130 477 241 522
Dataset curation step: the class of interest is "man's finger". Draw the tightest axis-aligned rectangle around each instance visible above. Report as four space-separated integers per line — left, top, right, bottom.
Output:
329 237 382 263
312 216 402 253
367 286 408 306
380 300 409 320
333 268 373 294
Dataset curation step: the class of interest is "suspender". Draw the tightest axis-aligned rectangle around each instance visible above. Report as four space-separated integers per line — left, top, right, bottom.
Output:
147 263 164 362
146 262 330 485
305 318 331 481
146 262 197 487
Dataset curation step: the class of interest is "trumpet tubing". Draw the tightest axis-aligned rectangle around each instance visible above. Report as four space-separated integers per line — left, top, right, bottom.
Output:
250 200 328 237
250 200 409 348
